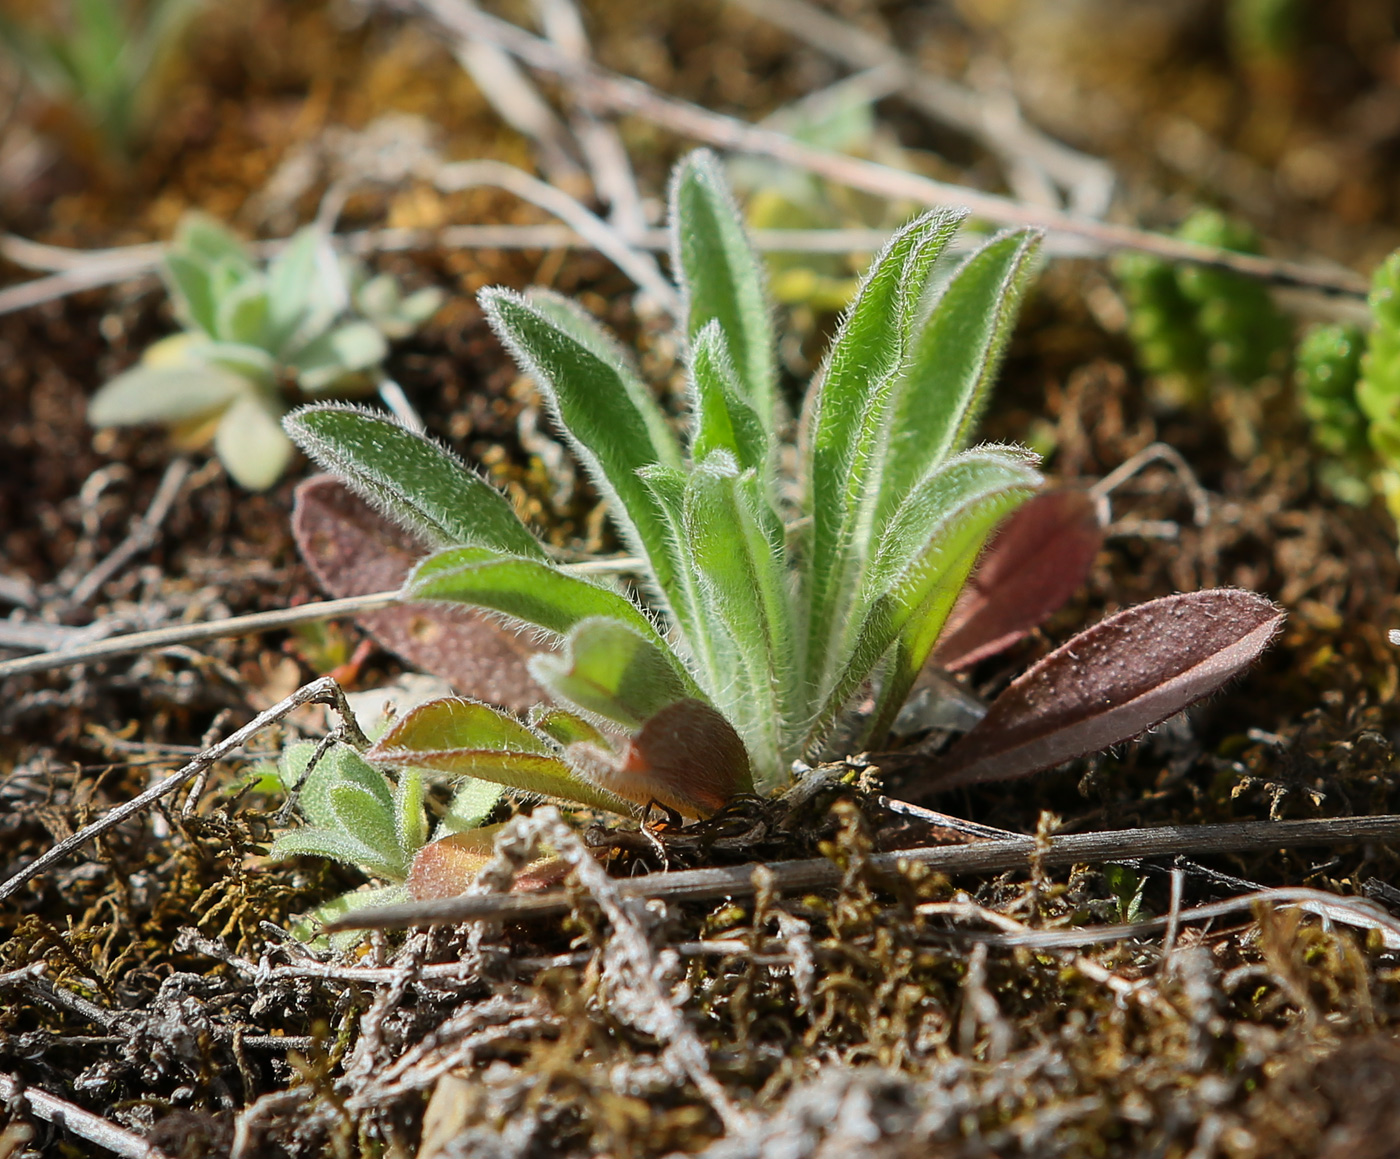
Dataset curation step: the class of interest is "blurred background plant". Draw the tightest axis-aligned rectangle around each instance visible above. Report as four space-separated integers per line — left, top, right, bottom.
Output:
725 76 927 360
1113 207 1292 408
1294 320 1368 506
0 0 203 158
87 210 442 489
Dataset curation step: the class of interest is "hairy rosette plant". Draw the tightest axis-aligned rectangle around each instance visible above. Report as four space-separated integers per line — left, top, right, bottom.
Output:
276 150 1283 906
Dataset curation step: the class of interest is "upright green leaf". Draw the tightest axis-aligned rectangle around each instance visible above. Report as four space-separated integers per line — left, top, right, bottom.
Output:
214 277 270 347
856 450 1036 744
530 616 694 729
798 208 965 689
636 463 724 691
524 290 681 465
174 212 251 270
266 226 322 351
480 288 685 602
683 453 795 778
804 446 1041 754
878 230 1042 523
671 150 779 442
285 405 545 555
163 251 219 336
687 322 769 473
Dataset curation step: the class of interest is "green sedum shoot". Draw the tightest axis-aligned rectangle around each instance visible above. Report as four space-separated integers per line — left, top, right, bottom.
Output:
282 148 1044 821
1114 207 1290 405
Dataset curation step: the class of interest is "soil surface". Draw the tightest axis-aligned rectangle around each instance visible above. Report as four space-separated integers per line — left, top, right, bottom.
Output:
5 2 1400 1157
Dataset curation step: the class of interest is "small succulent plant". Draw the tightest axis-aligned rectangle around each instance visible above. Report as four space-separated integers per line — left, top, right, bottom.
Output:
1115 208 1290 403
1295 321 1370 505
273 151 1282 913
1358 250 1400 524
88 212 441 489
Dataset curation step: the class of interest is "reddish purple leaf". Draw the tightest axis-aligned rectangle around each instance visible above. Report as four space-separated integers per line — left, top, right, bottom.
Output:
292 476 548 711
931 488 1104 672
912 589 1284 795
597 698 753 817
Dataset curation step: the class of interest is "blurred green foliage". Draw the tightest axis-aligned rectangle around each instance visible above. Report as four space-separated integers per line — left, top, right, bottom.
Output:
0 0 202 155
1115 208 1291 405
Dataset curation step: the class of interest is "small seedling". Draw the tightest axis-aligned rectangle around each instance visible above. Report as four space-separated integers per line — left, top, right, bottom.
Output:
1103 864 1148 925
287 149 1045 811
88 212 441 489
277 150 1282 904
263 739 507 937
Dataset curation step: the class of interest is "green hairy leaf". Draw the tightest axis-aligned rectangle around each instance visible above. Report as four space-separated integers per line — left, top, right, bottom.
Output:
439 777 506 835
268 740 423 885
671 149 779 444
687 322 769 473
480 287 684 602
799 208 966 690
407 546 666 649
367 698 634 814
682 452 794 771
878 229 1042 522
804 446 1042 753
530 616 693 729
286 406 544 554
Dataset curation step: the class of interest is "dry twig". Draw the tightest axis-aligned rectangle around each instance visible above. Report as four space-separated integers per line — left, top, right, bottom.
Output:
0 1070 171 1159
65 457 192 608
326 813 1400 930
729 0 1116 215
